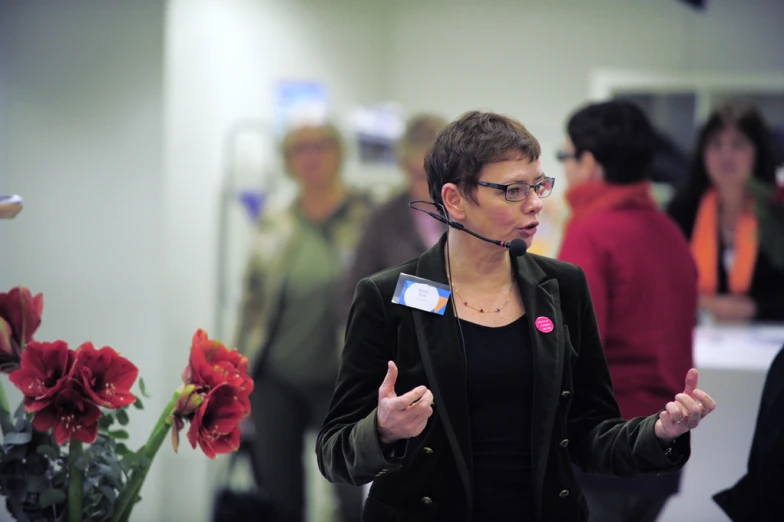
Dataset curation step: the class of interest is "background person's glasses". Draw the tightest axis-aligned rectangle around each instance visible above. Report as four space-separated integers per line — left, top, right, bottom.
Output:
555 150 579 162
476 177 555 202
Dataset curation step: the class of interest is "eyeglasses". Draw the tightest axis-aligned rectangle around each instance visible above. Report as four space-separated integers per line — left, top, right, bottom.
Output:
476 177 555 202
555 150 579 162
285 139 337 157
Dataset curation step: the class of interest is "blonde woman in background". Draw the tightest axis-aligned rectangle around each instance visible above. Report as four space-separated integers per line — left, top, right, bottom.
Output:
235 122 372 522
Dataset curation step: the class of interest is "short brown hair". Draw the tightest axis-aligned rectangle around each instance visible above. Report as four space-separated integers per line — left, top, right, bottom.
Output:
425 111 541 211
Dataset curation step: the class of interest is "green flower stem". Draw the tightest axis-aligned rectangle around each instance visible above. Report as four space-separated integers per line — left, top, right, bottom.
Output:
68 439 84 522
0 379 10 434
110 391 179 522
0 379 9 415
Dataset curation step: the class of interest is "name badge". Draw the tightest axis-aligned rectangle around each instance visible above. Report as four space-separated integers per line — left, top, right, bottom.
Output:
391 273 451 315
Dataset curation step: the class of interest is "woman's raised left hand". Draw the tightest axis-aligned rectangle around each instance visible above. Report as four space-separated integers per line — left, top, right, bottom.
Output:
655 368 717 443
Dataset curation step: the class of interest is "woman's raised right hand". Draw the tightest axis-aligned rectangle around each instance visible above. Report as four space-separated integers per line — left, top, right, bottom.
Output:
376 361 434 445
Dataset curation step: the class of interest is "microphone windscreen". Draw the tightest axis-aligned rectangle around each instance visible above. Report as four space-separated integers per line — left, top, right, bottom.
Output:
509 238 527 256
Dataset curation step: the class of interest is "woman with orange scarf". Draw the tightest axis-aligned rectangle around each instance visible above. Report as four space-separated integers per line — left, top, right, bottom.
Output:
557 101 699 522
667 102 784 323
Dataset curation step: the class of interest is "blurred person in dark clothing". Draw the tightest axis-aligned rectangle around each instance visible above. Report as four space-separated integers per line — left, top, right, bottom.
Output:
235 122 371 522
667 102 784 323
557 100 699 522
339 114 447 323
713 342 784 521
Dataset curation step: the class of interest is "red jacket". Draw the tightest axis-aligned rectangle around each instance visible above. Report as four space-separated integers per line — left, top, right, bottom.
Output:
558 180 698 419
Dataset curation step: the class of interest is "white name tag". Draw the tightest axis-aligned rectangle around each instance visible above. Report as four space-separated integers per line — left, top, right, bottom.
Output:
391 273 451 315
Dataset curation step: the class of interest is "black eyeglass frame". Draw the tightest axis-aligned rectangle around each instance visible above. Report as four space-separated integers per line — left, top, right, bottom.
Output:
475 177 556 202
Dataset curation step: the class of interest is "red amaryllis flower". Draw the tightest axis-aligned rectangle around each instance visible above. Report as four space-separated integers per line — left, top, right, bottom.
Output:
32 383 102 445
0 287 43 372
9 340 75 412
183 329 253 412
72 342 138 409
186 384 245 459
168 384 205 453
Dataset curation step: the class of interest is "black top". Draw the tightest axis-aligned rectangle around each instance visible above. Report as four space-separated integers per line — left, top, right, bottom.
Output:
667 202 784 322
460 315 535 521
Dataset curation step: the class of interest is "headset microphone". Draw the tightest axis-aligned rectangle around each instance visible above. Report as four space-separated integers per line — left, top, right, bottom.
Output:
408 201 528 257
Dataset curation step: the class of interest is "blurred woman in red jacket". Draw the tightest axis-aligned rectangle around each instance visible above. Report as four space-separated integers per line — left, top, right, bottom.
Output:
557 101 699 522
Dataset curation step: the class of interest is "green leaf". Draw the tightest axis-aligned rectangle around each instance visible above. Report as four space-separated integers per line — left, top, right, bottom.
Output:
108 429 130 440
39 488 66 508
98 485 117 502
74 455 90 471
139 378 150 398
99 413 116 430
0 409 15 434
139 456 152 469
115 443 130 456
120 452 139 473
25 472 50 493
132 396 144 410
36 445 58 460
3 431 32 445
116 408 130 426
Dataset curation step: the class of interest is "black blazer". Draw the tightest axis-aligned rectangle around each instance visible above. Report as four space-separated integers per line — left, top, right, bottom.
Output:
667 203 784 322
713 343 784 521
316 239 689 522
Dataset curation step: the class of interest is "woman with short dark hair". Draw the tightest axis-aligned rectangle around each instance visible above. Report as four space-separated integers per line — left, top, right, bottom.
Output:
317 110 717 521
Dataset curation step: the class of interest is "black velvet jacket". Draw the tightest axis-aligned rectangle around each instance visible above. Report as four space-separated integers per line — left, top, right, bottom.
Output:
317 238 689 522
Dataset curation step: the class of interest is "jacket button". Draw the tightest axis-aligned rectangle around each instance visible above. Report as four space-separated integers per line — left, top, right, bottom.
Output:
421 496 433 506
423 446 434 454
561 390 571 398
559 439 569 448
559 489 570 498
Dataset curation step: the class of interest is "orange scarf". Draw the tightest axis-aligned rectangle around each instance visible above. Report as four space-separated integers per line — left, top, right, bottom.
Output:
563 179 657 232
691 190 758 294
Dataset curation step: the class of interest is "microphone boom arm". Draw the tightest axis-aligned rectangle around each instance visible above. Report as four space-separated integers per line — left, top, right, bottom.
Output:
408 200 527 256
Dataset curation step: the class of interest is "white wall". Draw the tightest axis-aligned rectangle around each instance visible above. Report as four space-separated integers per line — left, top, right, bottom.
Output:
0 1 167 520
161 1 389 519
385 0 784 224
0 20 7 193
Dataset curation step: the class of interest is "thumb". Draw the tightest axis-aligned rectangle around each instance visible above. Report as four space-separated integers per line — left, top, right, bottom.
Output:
684 368 699 395
379 361 398 398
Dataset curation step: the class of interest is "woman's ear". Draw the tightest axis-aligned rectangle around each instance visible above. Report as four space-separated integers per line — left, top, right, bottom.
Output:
441 183 466 220
581 151 605 182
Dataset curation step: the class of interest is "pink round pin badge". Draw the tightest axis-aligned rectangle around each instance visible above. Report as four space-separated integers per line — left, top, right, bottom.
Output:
535 316 554 333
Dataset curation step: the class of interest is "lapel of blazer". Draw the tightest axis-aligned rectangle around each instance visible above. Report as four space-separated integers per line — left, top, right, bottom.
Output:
514 254 565 507
410 238 473 507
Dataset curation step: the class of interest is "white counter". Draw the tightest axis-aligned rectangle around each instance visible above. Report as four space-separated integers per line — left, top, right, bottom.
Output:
694 323 784 372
